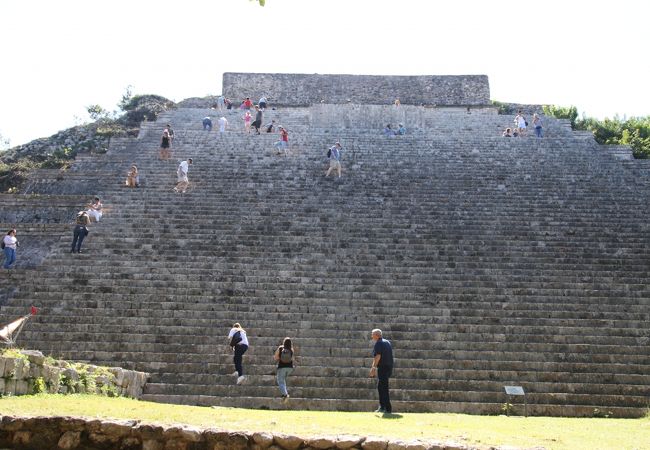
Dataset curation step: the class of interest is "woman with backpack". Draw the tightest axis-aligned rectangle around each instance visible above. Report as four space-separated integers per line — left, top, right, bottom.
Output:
71 212 90 254
274 337 294 402
228 323 249 385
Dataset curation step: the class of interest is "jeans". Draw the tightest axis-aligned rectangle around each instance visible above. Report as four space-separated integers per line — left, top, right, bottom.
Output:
233 344 248 376
377 366 392 413
535 126 543 138
3 247 16 269
71 225 87 253
276 367 293 396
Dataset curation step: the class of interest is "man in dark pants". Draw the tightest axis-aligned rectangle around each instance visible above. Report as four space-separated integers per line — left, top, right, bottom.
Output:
369 328 393 414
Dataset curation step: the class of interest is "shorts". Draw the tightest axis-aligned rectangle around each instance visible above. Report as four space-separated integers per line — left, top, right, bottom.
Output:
329 159 341 169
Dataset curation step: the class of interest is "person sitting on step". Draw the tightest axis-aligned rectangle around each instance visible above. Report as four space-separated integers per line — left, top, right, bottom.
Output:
502 128 513 137
86 197 103 223
126 165 139 187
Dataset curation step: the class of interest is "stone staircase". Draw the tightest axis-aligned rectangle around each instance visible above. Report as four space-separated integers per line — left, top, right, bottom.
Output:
1 105 649 417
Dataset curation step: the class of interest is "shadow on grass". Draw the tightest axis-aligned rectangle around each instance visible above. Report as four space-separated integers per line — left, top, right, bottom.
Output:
381 413 403 419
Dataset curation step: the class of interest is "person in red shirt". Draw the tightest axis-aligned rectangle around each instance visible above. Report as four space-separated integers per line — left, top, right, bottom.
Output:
274 126 289 156
241 97 253 110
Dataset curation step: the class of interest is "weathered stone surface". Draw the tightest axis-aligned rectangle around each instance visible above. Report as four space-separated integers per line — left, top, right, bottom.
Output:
12 430 31 446
1 416 24 431
57 430 81 449
0 352 147 400
361 437 389 450
143 439 164 450
21 349 45 365
252 431 275 447
387 440 428 450
274 433 304 450
223 73 490 106
163 425 204 443
206 431 250 450
307 436 339 449
335 435 365 449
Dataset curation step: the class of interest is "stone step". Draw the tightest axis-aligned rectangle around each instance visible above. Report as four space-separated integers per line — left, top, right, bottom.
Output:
138 393 647 417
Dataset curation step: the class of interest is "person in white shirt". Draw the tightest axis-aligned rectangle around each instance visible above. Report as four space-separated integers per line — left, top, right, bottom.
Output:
228 323 249 384
258 96 268 110
218 116 229 134
3 229 18 269
174 158 193 193
86 197 103 222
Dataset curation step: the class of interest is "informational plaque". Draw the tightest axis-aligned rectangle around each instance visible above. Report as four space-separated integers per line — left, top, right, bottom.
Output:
504 386 525 396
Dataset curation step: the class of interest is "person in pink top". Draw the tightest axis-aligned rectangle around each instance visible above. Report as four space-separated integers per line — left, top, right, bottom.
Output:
243 111 252 134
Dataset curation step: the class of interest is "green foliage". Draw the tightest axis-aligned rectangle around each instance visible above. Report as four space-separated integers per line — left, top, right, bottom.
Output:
491 100 514 115
118 85 134 111
544 105 650 159
31 377 46 394
249 0 265 5
86 104 110 121
542 104 579 129
0 347 30 361
119 94 175 127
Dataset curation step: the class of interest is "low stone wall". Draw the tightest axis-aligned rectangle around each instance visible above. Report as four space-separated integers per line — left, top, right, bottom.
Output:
0 415 485 450
0 350 148 399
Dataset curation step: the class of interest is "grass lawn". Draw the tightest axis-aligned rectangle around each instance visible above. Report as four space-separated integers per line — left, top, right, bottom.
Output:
0 395 648 449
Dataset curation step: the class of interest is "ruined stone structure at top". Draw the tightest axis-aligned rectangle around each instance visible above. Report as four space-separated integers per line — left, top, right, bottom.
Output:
223 72 490 106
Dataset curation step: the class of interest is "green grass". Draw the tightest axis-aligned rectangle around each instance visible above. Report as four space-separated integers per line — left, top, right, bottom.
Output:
0 395 648 449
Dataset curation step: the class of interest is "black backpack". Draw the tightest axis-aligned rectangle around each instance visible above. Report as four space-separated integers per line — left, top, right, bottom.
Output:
327 148 332 158
279 347 293 364
229 330 242 347
0 240 4 250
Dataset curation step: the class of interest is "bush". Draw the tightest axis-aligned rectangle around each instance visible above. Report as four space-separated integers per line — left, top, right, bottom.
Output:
544 105 650 159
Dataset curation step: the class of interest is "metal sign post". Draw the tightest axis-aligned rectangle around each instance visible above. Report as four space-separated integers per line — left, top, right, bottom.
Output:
504 385 527 417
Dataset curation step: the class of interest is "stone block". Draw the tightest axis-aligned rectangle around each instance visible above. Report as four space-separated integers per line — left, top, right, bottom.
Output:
361 437 388 450
12 430 31 446
307 436 338 449
387 440 428 450
206 431 250 450
273 434 304 450
251 431 274 448
335 435 365 449
21 350 45 366
162 426 203 443
2 358 16 378
4 380 16 396
58 430 81 449
14 380 29 395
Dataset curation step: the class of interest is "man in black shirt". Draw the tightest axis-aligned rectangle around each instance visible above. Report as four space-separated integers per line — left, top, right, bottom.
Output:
369 328 393 414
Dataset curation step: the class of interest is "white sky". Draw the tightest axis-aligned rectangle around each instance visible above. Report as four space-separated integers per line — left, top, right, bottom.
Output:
1 0 648 147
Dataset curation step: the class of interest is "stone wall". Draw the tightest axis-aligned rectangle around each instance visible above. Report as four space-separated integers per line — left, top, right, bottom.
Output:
0 415 478 450
0 350 148 399
223 73 490 106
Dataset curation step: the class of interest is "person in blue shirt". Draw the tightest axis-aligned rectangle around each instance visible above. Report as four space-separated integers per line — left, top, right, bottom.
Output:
396 124 406 135
369 328 394 414
325 142 343 178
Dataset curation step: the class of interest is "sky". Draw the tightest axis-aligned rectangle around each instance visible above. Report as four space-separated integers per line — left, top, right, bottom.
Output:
1 0 648 147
